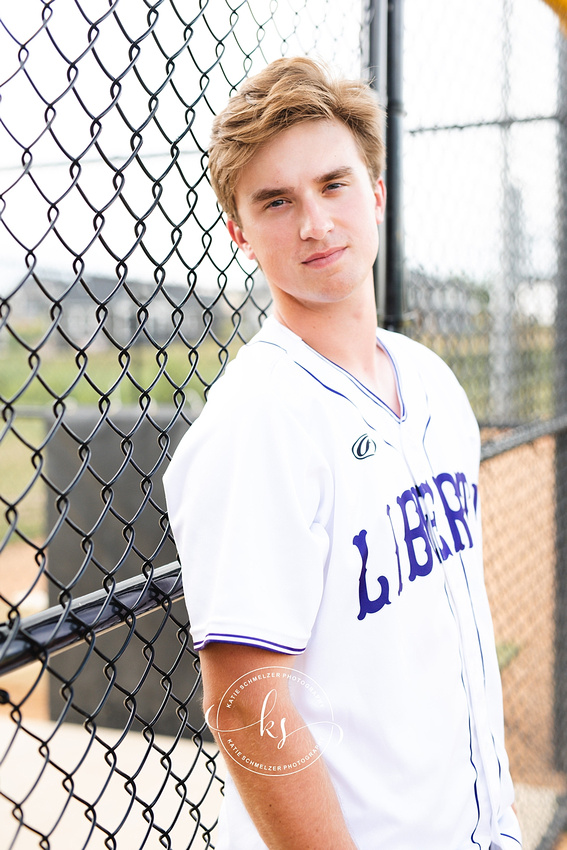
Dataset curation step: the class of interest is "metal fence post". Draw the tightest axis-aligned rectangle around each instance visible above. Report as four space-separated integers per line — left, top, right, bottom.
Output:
385 0 405 333
367 0 388 322
555 29 567 773
367 0 404 333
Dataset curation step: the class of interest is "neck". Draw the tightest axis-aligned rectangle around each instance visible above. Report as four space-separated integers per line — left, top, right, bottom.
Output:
272 285 379 378
271 284 401 417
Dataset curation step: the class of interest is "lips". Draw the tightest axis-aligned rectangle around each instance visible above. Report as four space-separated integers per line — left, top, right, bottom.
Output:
301 247 346 266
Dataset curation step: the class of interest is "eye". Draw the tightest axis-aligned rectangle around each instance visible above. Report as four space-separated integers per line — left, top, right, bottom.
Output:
325 182 344 192
266 198 287 209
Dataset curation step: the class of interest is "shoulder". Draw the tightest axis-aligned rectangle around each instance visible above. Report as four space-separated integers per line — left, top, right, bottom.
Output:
195 318 326 426
165 319 328 481
381 328 479 442
381 328 473 401
379 328 457 376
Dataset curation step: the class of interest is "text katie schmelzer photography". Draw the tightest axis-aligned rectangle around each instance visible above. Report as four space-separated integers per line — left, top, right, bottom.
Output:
205 666 342 776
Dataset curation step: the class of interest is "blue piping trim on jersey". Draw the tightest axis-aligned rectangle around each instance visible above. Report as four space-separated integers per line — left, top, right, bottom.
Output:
444 582 483 849
255 340 379 430
445 562 511 848
422 417 498 795
428 420 501 848
422 405 496 783
253 339 377 429
500 833 522 847
329 359 405 420
293 363 381 436
304 342 407 422
256 331 406 422
253 339 288 353
458 552 509 821
194 632 305 654
328 335 406 420
465 698 483 850
422 413 432 448
458 551 487 683
375 334 406 419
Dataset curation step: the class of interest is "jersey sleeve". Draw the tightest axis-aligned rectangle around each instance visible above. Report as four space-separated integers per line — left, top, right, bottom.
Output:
163 381 333 655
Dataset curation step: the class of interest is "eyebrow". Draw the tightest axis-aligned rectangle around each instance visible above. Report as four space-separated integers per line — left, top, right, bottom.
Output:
249 166 355 206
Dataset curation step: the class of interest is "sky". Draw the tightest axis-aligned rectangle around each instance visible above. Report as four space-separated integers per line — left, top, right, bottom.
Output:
0 0 560 300
403 0 558 284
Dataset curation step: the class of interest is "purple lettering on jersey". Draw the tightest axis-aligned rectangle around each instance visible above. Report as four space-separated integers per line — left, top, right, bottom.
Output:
353 471 478 623
472 482 479 514
396 488 434 581
387 504 404 595
354 529 391 621
433 472 473 552
416 480 452 562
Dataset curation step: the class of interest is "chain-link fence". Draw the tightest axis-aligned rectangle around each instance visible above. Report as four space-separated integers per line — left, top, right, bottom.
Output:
0 0 565 847
404 2 566 847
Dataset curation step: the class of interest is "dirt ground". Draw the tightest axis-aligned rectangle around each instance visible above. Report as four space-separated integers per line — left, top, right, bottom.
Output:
480 435 565 794
0 541 49 719
481 434 565 791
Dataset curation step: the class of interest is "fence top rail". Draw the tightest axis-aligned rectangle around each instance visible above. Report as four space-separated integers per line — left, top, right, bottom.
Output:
480 413 567 461
0 562 183 678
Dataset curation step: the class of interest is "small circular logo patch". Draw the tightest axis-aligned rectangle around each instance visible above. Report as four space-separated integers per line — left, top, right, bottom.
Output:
352 433 377 459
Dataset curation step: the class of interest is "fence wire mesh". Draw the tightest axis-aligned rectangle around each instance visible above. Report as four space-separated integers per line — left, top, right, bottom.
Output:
0 1 368 848
404 2 567 848
0 0 565 848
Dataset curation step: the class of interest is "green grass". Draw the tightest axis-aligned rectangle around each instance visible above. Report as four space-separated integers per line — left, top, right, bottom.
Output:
415 326 554 423
0 336 245 409
0 417 46 545
3 326 554 421
0 334 246 550
496 641 520 672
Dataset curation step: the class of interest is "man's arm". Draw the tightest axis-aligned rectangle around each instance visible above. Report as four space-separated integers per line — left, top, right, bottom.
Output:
200 643 357 850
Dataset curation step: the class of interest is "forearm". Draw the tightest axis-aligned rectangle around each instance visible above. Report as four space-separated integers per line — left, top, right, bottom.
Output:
214 702 357 850
201 643 357 850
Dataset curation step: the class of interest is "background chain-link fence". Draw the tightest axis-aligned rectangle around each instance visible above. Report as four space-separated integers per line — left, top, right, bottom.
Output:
404 2 567 848
0 0 565 847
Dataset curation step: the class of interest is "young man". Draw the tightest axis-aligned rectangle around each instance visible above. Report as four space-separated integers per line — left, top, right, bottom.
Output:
164 57 521 849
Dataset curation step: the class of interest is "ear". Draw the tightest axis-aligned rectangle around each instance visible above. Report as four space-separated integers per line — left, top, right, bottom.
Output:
227 219 256 261
373 177 387 226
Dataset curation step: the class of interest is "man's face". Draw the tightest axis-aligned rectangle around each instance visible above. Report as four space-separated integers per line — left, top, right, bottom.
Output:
227 119 386 315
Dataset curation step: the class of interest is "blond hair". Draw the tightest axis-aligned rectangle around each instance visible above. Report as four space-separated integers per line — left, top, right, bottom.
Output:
208 57 385 224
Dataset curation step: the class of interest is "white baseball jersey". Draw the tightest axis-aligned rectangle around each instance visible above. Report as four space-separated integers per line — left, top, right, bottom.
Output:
164 316 521 850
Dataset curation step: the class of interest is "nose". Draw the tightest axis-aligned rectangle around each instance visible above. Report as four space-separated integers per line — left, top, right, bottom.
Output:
298 197 333 241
